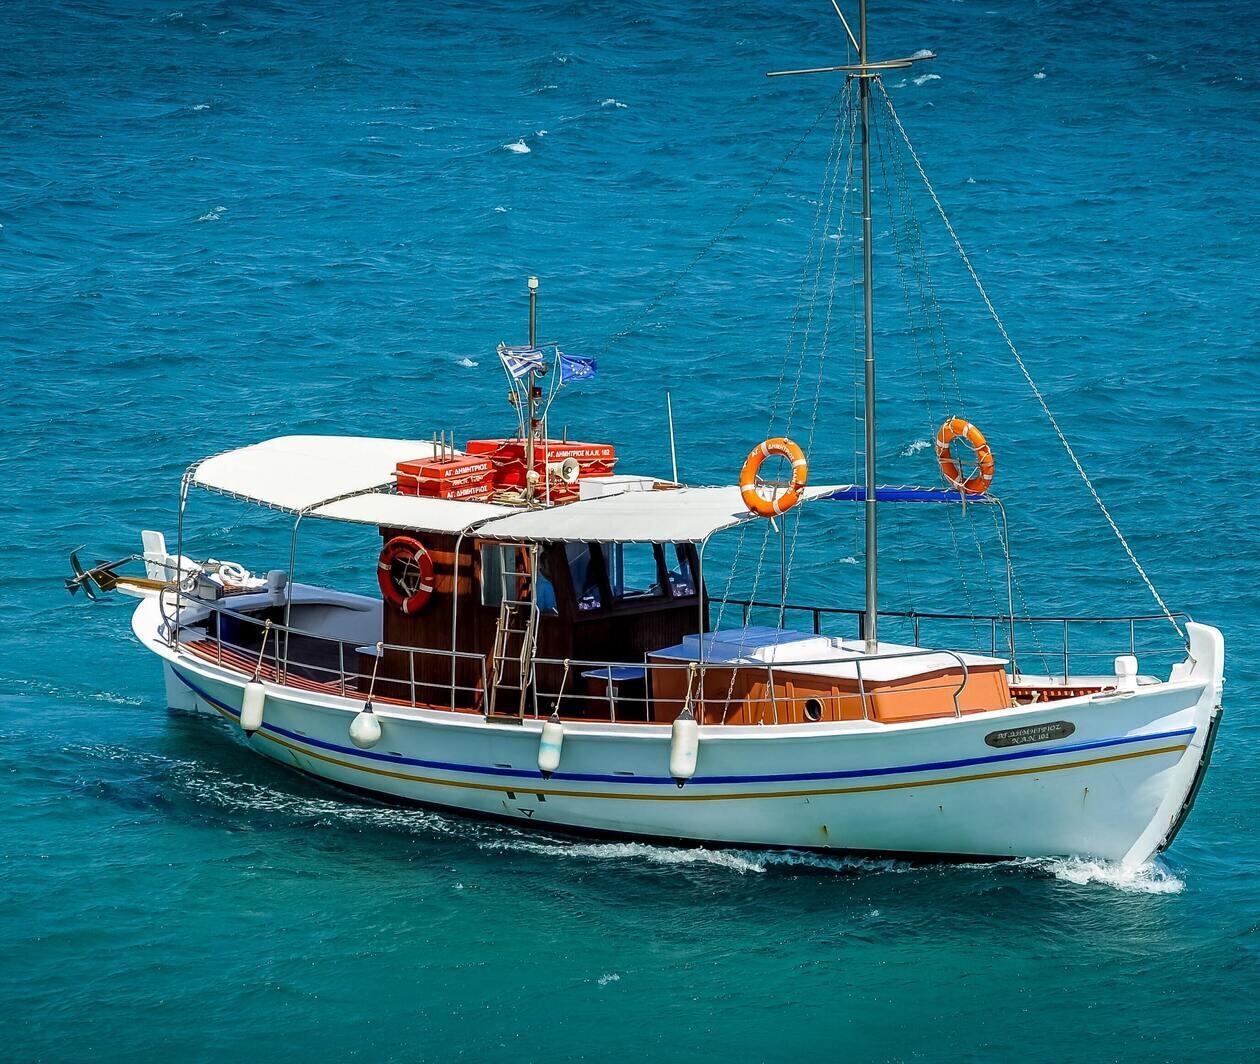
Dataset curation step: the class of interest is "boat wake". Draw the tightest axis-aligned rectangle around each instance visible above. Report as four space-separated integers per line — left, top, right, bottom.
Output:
69 738 1186 894
483 835 1186 893
480 837 911 876
1017 856 1186 894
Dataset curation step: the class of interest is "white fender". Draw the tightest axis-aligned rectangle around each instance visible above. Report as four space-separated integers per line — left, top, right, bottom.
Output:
669 706 699 786
240 680 266 736
538 713 564 778
350 703 383 749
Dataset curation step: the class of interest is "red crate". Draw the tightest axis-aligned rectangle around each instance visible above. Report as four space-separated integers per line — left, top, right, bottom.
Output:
395 472 494 500
465 438 616 486
396 455 494 482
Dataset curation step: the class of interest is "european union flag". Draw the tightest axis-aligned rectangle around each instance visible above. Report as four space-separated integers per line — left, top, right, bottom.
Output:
558 350 597 385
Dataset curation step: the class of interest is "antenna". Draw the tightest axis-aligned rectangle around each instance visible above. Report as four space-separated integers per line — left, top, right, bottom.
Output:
666 391 679 484
525 276 541 504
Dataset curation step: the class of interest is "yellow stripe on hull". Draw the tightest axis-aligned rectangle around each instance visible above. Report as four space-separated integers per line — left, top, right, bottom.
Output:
203 699 1188 804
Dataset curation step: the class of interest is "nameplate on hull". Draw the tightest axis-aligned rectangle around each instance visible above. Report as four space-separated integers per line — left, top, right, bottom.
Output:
984 721 1076 748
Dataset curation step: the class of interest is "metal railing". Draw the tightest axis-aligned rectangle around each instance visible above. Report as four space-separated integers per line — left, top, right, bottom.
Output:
522 648 972 726
724 599 1192 682
158 588 1189 726
160 589 489 712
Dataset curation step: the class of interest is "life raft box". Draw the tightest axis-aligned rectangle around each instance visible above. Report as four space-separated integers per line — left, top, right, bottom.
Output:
396 455 494 482
395 473 494 500
464 439 617 486
395 455 495 499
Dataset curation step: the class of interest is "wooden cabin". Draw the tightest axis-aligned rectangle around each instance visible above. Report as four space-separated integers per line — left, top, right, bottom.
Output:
374 526 706 718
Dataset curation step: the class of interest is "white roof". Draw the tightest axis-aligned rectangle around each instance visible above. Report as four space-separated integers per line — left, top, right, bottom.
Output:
193 435 443 512
475 484 844 543
314 492 515 534
190 435 847 542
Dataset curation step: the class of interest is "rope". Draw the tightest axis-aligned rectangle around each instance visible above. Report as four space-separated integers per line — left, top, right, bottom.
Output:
715 88 857 712
603 85 846 356
766 85 850 436
877 83 1184 639
712 84 853 647
784 91 859 600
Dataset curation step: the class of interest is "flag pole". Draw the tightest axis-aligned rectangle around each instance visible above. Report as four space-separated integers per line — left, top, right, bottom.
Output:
526 276 540 503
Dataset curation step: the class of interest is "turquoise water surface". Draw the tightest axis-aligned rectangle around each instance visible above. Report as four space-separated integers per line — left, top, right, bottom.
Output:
3 1 1258 1060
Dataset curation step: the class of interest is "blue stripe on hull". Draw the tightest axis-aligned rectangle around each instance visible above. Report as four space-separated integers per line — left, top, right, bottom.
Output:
172 669 1194 788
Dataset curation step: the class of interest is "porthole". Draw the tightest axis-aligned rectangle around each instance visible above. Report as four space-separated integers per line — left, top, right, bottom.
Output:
803 697 824 722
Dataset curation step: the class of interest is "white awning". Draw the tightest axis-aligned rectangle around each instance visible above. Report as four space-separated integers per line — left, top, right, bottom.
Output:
190 436 847 541
314 492 516 534
192 435 444 512
473 485 845 544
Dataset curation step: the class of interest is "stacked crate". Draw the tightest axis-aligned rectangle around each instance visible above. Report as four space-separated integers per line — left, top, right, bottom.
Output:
394 454 495 500
464 439 616 499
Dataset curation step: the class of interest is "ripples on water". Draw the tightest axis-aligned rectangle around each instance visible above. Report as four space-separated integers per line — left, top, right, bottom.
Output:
1 0 1257 1059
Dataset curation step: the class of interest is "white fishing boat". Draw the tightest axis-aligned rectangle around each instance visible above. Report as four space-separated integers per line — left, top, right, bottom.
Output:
70 2 1222 865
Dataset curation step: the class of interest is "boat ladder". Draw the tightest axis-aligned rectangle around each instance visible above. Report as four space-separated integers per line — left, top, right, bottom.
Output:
487 545 539 721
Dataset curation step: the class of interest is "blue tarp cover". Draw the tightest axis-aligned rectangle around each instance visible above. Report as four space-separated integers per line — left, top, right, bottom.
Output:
817 485 995 504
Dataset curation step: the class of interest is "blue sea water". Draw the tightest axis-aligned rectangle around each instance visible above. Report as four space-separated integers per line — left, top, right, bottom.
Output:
2 0 1258 1059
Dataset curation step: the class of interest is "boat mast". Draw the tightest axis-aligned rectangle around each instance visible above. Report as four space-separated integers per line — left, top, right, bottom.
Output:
858 0 878 652
767 5 934 651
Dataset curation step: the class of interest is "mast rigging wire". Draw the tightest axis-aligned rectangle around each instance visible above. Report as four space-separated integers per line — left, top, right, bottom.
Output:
602 85 846 358
876 82 1185 640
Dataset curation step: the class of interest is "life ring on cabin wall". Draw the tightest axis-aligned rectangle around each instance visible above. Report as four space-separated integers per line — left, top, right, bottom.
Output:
377 536 435 614
935 417 995 496
740 437 809 518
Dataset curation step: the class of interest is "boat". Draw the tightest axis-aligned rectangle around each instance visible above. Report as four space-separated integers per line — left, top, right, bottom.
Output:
68 2 1222 865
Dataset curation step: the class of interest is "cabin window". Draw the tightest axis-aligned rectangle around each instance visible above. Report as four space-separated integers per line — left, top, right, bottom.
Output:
565 543 604 611
606 543 665 603
481 543 557 614
534 553 558 614
665 545 697 597
480 543 514 607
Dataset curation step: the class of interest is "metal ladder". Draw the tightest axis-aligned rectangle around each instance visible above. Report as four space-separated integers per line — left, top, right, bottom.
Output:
487 545 539 721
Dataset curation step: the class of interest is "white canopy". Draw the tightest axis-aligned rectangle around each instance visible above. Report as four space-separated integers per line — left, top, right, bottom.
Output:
475 485 845 544
190 435 845 542
192 435 443 512
315 492 515 534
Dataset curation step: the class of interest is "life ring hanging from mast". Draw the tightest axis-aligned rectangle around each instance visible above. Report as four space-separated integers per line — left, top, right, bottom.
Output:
935 416 995 496
377 536 435 614
740 438 809 518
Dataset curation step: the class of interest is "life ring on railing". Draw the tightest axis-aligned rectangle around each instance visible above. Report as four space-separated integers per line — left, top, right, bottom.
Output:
740 437 809 518
935 417 995 496
377 536 435 614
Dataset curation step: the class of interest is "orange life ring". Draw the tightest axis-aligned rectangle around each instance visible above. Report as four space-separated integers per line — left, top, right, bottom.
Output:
377 536 435 614
739 437 809 518
935 417 995 496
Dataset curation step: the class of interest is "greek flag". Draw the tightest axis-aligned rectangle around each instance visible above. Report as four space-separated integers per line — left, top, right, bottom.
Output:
497 343 548 380
558 350 597 384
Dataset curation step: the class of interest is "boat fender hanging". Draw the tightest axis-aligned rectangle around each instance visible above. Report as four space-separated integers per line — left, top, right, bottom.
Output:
935 417 995 496
739 437 808 518
240 680 266 737
377 535 435 614
670 706 699 787
349 702 383 749
537 711 564 779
